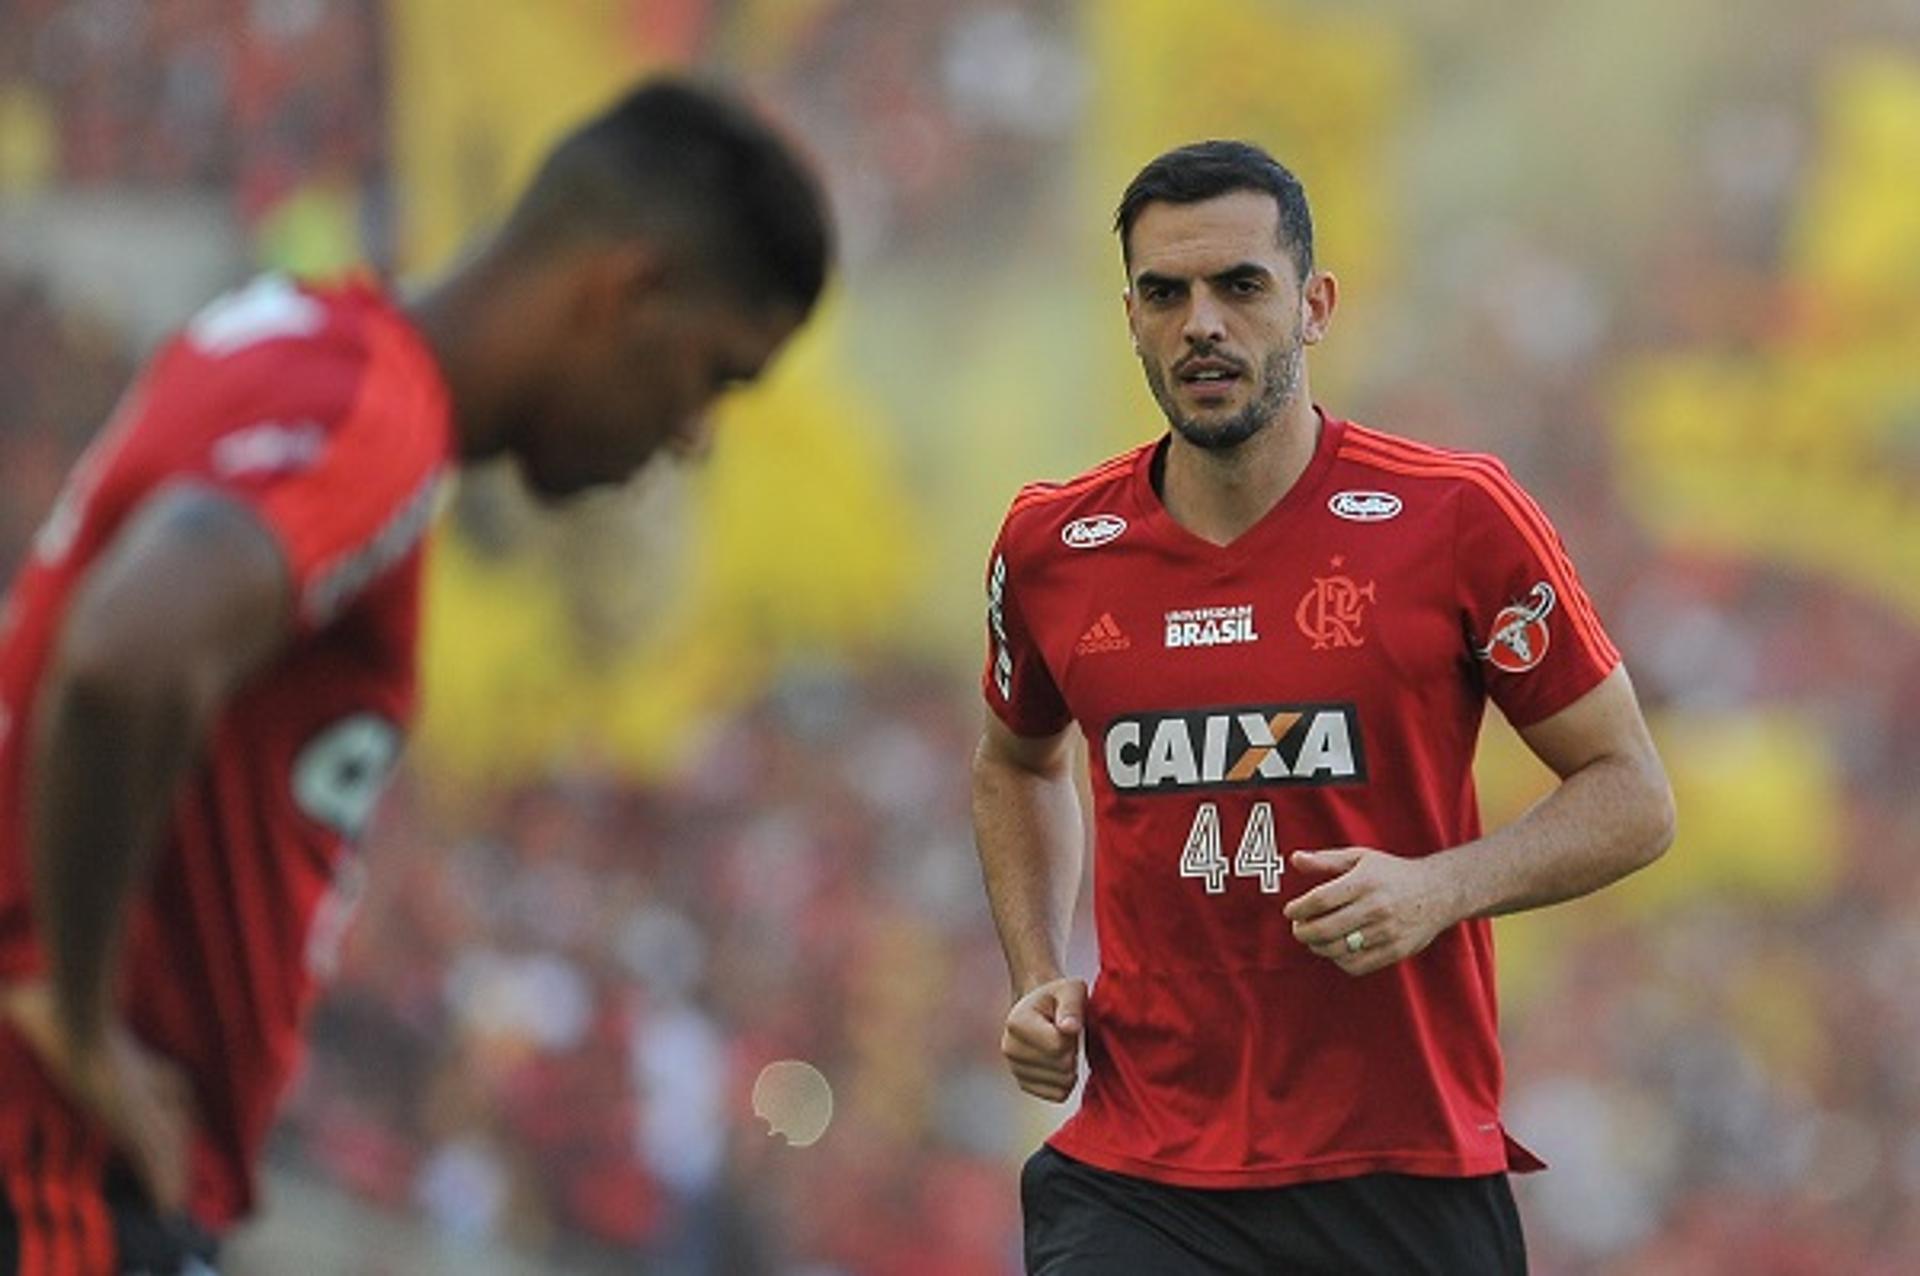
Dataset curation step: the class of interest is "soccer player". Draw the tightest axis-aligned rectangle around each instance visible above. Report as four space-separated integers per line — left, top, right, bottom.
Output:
0 79 829 1274
972 141 1675 1274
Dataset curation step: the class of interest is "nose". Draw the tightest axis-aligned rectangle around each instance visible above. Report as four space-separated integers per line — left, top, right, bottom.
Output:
1181 286 1228 348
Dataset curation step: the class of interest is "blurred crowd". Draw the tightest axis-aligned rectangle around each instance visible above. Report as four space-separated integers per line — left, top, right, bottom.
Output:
0 0 388 259
0 0 1080 266
4 1 1920 1273
744 0 1085 266
0 272 131 583
280 666 1020 1275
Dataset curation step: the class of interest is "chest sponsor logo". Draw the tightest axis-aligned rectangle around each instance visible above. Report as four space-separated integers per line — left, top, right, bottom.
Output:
1164 604 1258 648
1076 612 1131 655
1062 513 1127 549
1104 703 1365 792
1329 490 1403 522
1477 582 1555 673
1295 557 1376 650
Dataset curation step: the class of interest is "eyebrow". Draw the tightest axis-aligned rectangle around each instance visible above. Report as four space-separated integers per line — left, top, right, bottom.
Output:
1132 262 1275 290
1210 263 1274 286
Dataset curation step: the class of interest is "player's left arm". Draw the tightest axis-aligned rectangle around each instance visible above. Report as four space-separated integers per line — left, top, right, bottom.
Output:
1285 665 1674 976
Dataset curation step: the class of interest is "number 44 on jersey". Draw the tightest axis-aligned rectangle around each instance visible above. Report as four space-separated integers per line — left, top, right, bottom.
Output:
1180 802 1285 895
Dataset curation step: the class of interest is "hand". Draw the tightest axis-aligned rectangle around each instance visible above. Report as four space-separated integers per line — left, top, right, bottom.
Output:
1283 848 1459 977
1001 977 1086 1103
0 980 196 1213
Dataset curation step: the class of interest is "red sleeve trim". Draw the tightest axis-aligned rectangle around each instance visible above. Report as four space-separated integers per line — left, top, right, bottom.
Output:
1339 438 1619 672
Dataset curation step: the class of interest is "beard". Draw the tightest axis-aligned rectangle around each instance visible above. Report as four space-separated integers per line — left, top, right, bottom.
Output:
1141 328 1304 453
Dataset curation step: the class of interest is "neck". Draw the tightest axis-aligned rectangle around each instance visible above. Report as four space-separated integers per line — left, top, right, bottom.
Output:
1160 390 1322 546
404 241 535 465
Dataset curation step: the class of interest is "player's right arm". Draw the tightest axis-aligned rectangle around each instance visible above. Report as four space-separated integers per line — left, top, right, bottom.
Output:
975 512 1087 1102
971 713 1087 1103
9 484 292 1209
975 709 1082 1097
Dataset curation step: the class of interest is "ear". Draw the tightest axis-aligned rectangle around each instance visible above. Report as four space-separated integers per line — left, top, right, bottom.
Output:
1301 270 1339 346
575 240 668 331
1122 287 1140 352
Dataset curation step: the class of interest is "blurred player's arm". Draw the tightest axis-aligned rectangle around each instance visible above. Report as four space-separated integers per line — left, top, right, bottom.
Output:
1287 666 1675 976
971 714 1087 1102
13 483 291 1201
30 483 291 1047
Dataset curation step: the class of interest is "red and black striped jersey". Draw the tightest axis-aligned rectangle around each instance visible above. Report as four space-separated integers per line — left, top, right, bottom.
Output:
983 412 1618 1189
0 276 452 1243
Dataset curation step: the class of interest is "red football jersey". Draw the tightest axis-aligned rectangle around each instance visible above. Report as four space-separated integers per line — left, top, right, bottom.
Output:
0 275 452 1234
984 414 1619 1189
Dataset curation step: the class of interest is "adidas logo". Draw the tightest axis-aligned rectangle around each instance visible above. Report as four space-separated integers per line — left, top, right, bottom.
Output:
1076 612 1132 656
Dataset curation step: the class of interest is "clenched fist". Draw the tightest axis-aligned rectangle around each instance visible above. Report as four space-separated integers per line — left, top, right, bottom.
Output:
1001 977 1087 1103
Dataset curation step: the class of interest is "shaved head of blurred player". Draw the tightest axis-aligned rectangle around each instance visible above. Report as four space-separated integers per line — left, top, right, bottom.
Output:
414 80 831 498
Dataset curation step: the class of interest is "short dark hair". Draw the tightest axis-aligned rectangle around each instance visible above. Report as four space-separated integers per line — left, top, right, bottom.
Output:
510 78 831 314
1114 141 1313 279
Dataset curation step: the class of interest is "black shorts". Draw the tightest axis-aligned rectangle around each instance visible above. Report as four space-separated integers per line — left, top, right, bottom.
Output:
1022 1145 1526 1276
0 1164 219 1276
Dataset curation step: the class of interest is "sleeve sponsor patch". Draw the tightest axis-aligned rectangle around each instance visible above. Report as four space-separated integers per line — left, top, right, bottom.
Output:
1474 582 1555 674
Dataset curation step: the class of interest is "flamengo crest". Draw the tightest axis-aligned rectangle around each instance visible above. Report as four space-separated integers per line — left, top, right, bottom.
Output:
1296 558 1376 650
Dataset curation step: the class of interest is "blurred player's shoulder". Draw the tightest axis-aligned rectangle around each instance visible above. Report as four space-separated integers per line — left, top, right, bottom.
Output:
164 273 439 403
177 274 378 364
144 274 448 457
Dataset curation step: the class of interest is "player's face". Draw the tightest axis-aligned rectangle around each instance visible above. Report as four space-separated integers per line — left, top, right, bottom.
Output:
525 286 801 499
1123 191 1330 452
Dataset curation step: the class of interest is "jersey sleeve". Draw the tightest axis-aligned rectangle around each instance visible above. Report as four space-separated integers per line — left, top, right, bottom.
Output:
1455 461 1620 728
159 303 450 632
982 518 1071 738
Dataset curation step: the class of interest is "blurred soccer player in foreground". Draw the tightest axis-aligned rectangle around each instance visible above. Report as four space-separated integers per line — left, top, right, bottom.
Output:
972 141 1674 1274
0 78 829 1274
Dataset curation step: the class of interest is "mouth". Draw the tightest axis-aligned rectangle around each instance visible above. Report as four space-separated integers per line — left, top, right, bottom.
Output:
1175 357 1246 401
